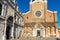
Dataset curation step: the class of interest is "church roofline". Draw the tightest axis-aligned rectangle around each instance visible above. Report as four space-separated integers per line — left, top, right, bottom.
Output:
54 11 57 13
47 10 53 13
47 10 57 13
22 11 30 15
30 0 47 4
22 10 57 16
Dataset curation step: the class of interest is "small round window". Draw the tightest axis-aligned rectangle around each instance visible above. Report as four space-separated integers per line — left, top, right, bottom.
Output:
35 11 41 17
50 16 52 18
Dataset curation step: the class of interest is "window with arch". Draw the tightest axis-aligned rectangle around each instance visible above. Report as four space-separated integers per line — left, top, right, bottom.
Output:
4 4 8 16
0 4 2 15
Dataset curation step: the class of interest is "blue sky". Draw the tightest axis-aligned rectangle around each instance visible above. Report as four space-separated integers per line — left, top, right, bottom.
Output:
16 0 60 28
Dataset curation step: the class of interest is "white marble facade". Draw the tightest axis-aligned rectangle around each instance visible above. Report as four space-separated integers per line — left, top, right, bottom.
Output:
0 0 24 40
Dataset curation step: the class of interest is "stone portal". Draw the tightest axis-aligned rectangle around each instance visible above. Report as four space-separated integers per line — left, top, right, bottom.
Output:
6 16 13 40
37 30 40 37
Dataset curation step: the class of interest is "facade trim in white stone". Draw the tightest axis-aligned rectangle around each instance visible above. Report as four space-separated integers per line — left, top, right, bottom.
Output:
54 11 57 13
22 11 30 15
47 10 57 13
47 10 53 13
30 0 47 4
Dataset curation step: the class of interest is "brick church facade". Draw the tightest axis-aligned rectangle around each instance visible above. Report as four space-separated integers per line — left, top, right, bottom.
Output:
23 0 60 37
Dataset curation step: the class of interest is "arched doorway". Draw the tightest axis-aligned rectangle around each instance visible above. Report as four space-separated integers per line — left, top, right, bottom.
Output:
36 24 45 37
37 30 40 36
33 24 41 37
6 16 13 39
0 4 2 15
33 24 45 37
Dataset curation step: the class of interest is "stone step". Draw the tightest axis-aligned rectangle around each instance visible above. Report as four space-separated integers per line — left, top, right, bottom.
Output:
10 37 58 40
16 37 57 40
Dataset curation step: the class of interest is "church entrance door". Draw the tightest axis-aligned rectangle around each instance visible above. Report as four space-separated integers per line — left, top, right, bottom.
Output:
37 30 40 37
6 16 13 40
6 25 11 39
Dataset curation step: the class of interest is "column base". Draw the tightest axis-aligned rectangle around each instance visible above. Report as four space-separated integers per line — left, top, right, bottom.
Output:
3 35 6 40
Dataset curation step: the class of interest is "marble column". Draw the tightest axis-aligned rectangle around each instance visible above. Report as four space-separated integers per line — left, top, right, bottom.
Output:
55 23 59 37
45 27 46 37
46 27 48 37
42 28 45 37
46 27 50 37
56 29 59 37
3 20 7 40
33 29 37 36
11 18 14 38
45 27 47 37
40 28 43 37
48 27 50 37
11 26 14 38
51 27 55 35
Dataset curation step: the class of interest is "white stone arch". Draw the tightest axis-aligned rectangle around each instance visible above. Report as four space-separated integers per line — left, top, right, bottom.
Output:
35 23 44 29
5 16 14 40
33 23 45 37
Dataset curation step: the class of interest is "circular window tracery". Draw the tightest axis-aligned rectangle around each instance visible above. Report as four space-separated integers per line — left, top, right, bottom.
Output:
35 11 41 17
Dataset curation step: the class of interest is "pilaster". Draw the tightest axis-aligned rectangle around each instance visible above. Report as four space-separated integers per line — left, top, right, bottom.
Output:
3 19 7 40
46 27 50 37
